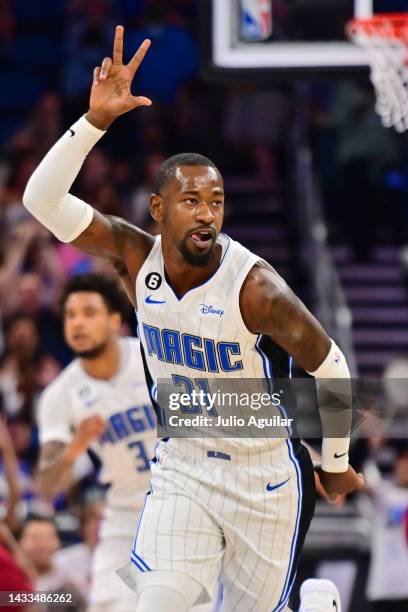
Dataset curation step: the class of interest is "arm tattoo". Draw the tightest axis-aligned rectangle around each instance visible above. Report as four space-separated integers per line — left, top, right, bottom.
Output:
38 441 66 470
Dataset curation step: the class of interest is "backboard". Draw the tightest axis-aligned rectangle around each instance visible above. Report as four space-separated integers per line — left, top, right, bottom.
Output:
201 0 407 78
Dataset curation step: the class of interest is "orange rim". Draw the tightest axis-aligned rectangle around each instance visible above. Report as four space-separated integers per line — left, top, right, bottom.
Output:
348 12 408 39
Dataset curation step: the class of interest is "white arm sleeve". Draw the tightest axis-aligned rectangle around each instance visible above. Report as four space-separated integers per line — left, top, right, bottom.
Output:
23 116 106 243
307 339 352 473
37 382 73 445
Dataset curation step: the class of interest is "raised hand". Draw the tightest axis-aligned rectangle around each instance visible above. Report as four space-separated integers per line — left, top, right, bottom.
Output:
86 25 152 130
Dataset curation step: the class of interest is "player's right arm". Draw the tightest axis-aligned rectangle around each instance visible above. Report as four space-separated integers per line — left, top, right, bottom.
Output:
36 383 106 499
23 27 154 291
36 417 106 499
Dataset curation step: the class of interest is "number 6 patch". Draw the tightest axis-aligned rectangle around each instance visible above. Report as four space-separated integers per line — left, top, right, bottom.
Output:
145 272 162 290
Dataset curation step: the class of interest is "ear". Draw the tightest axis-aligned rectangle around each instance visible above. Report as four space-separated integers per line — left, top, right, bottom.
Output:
110 312 122 332
150 193 164 222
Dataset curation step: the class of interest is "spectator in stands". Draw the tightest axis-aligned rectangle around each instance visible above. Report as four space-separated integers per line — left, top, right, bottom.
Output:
129 152 165 228
0 411 21 530
63 0 115 122
1 155 39 230
0 222 40 354
13 270 68 366
124 0 199 104
0 313 39 420
19 515 86 611
329 81 400 260
0 0 15 53
365 443 408 611
222 85 291 193
54 500 104 605
0 522 34 609
78 149 112 201
7 93 63 160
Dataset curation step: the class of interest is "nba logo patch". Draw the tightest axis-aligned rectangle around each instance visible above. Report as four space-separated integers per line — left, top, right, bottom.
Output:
334 353 341 364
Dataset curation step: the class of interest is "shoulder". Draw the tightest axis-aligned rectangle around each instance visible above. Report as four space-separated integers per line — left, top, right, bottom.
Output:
121 336 144 370
120 335 140 347
125 336 141 349
242 260 288 297
39 361 80 407
240 261 292 332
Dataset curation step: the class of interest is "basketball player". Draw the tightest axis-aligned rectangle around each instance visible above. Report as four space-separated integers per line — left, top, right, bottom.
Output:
24 26 363 612
36 273 156 612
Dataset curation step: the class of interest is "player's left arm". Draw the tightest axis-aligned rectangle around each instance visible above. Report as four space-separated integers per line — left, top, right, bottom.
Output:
240 260 364 496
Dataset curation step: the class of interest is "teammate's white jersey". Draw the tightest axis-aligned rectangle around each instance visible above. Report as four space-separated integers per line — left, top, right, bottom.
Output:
38 337 156 537
135 233 293 454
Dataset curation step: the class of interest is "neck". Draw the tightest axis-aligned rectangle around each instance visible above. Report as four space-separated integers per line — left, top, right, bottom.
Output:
161 239 221 299
81 339 121 380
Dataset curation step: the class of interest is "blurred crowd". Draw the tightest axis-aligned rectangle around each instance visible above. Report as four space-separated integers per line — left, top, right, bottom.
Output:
0 1 408 611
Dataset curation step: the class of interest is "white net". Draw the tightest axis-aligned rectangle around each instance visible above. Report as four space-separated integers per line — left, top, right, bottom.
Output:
348 16 408 132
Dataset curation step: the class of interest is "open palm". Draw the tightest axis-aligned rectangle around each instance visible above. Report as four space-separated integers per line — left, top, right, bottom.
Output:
89 25 152 120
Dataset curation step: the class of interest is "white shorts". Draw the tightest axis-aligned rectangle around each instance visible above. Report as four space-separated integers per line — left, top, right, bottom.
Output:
88 536 138 612
122 439 315 612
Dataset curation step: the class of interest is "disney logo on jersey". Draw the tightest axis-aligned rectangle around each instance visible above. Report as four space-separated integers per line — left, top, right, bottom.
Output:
145 272 162 290
198 304 224 318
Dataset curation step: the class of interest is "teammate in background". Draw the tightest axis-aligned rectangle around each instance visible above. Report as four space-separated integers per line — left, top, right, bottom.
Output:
35 274 156 612
24 27 363 612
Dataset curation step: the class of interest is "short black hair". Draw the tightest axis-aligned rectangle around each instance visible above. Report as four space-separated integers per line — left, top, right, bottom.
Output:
154 152 221 194
60 273 126 316
19 514 58 539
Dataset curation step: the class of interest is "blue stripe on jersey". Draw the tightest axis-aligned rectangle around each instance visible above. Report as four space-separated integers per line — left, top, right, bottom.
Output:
256 335 292 436
131 555 146 573
255 335 272 390
255 335 302 612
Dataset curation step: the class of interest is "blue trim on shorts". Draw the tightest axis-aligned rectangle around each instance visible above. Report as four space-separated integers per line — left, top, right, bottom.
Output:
131 552 152 572
274 440 302 610
131 487 152 559
131 555 146 573
255 338 302 612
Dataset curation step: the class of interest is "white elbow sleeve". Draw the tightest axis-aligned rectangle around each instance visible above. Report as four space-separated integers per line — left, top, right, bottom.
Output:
24 192 94 243
23 116 105 242
307 339 352 473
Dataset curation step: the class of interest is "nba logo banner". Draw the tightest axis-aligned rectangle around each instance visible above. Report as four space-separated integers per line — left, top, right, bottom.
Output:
240 0 273 41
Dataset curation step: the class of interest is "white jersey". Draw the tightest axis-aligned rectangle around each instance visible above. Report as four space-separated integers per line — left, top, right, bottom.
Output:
38 337 156 537
367 477 408 601
135 233 294 456
122 235 315 611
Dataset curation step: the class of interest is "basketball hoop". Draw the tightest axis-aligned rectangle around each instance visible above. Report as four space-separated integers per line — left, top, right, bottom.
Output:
347 13 408 132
